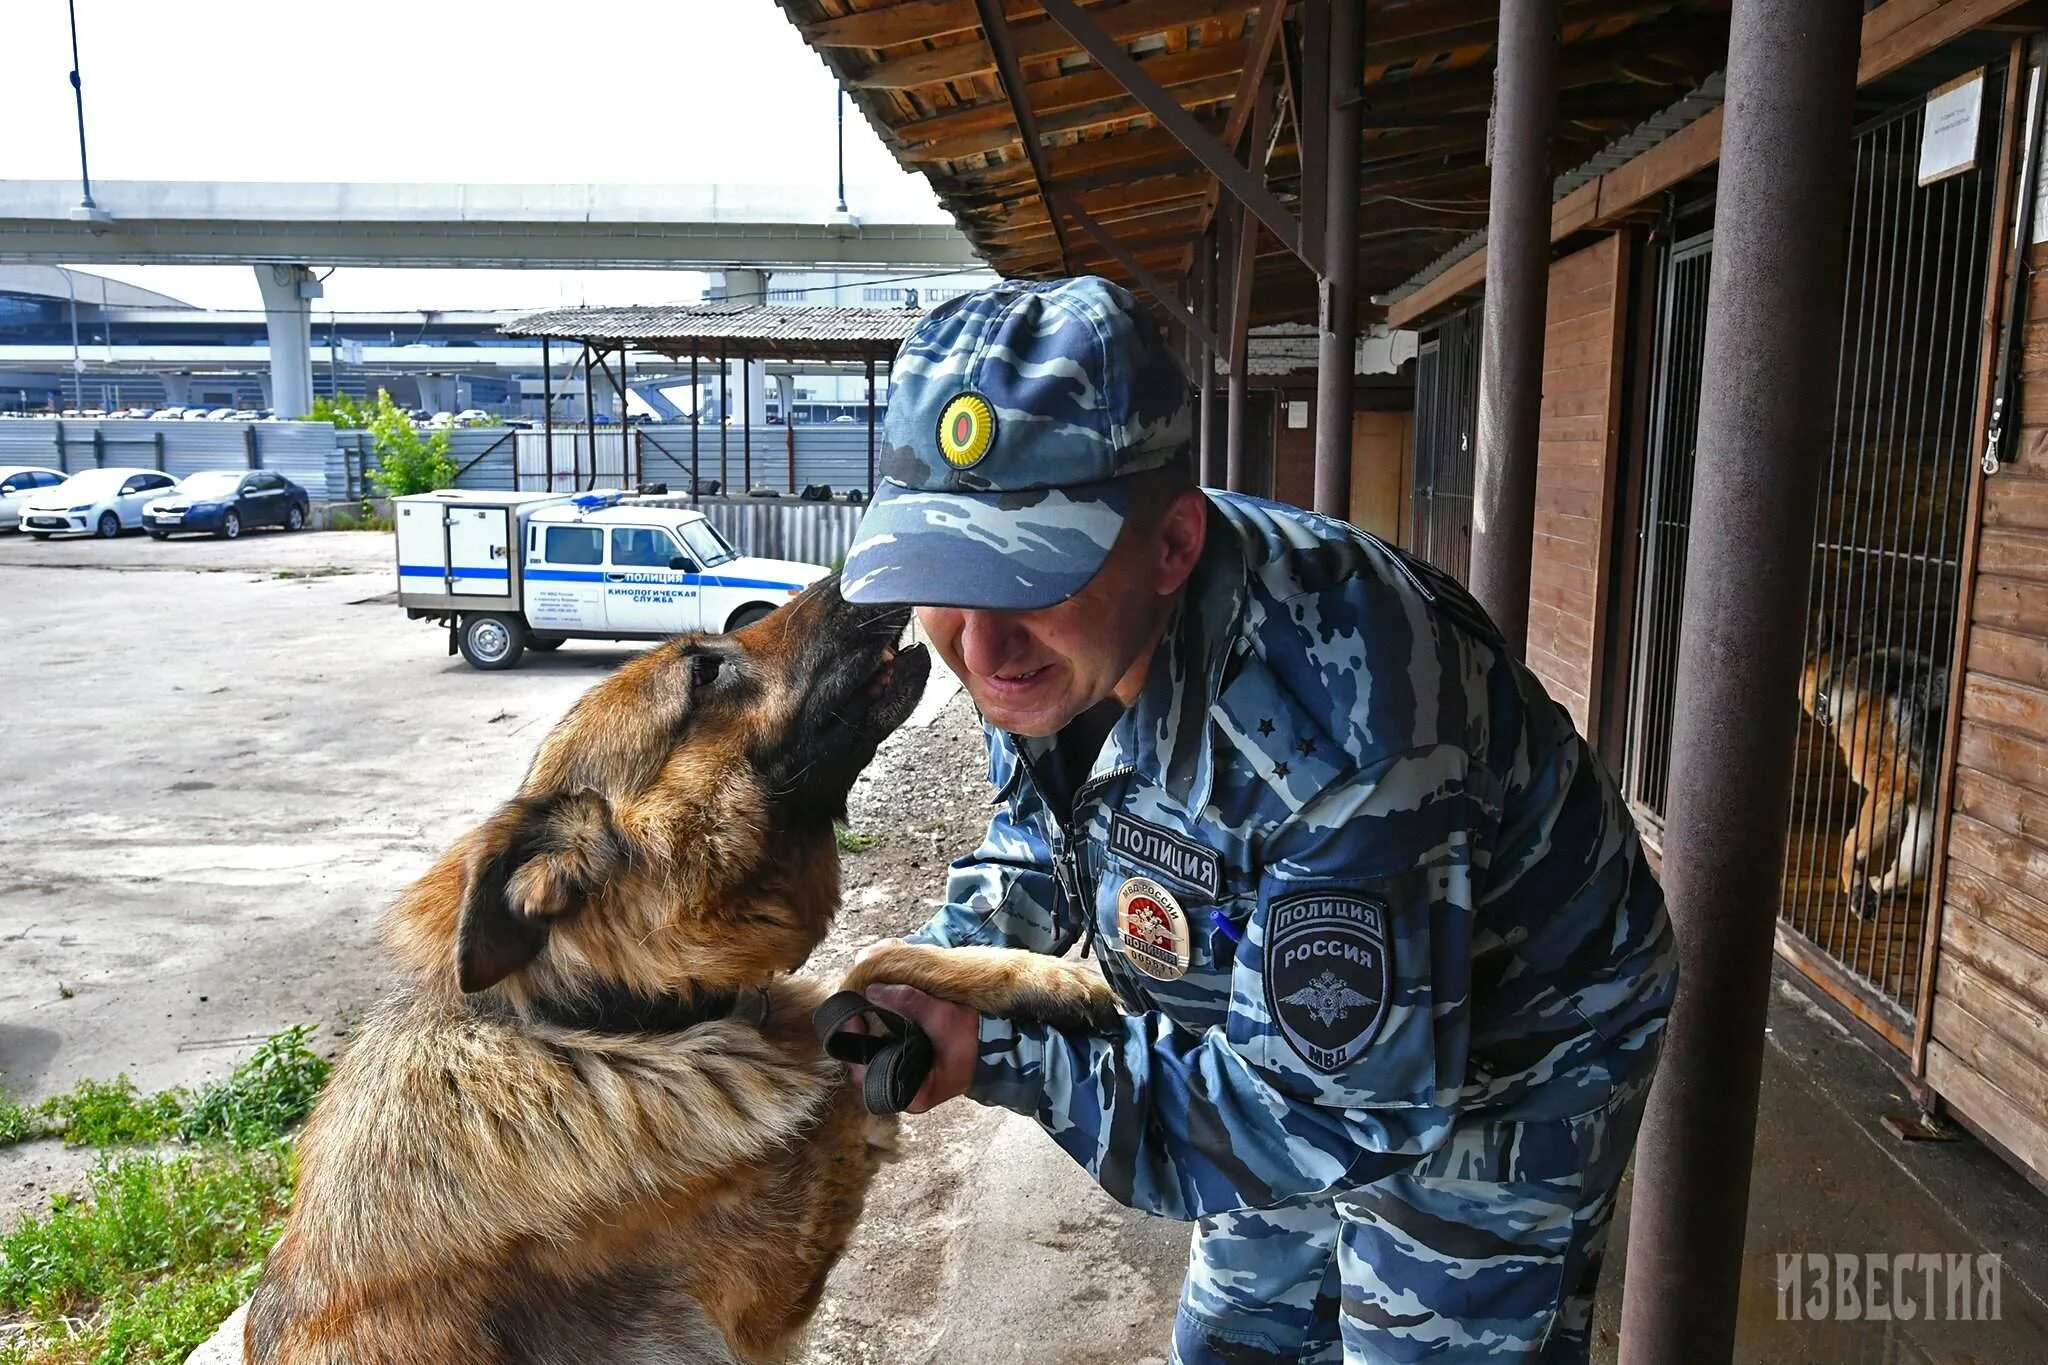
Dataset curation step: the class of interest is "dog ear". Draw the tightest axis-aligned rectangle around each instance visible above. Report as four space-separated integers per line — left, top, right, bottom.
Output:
456 789 624 993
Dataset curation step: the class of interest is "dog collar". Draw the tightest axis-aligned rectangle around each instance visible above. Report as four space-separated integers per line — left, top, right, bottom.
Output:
529 983 770 1035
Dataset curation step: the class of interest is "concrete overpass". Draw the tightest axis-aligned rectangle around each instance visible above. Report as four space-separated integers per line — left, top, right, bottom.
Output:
0 181 979 417
0 181 977 271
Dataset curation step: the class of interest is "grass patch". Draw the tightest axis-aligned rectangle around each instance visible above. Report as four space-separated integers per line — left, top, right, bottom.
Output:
0 1027 328 1152
324 499 395 533
0 1029 330 1364
0 1145 293 1365
835 826 880 854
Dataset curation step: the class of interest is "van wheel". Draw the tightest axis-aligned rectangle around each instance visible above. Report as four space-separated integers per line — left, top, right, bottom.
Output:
459 613 527 670
529 637 565 652
725 604 777 632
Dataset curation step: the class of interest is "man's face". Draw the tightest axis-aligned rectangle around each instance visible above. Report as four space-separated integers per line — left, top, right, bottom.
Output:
917 486 1206 737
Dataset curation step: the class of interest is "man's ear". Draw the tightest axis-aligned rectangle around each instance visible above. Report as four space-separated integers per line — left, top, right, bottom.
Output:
1154 487 1208 595
456 789 624 992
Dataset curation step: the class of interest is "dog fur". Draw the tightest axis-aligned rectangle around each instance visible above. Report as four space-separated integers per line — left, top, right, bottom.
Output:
246 577 1118 1364
1798 630 1948 920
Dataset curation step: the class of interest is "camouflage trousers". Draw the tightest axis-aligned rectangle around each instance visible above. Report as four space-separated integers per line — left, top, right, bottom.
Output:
1171 1074 1653 1364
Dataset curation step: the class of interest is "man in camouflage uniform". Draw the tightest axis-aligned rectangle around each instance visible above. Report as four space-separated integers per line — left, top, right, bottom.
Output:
841 276 1676 1363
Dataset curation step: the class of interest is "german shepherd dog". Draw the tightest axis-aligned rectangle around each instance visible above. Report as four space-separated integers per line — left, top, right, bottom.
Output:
1798 626 1949 920
246 577 1116 1363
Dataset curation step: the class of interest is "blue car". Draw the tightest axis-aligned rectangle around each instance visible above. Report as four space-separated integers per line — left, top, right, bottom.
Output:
143 469 311 539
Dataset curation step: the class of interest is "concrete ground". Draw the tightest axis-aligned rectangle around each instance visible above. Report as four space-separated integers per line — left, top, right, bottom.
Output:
2 527 2043 1363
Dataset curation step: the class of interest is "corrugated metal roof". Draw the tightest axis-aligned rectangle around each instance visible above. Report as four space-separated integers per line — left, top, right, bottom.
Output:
500 303 919 358
1383 72 1729 308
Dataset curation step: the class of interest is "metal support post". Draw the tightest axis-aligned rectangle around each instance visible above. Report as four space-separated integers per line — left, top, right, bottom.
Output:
690 351 701 500
865 356 878 494
582 344 597 491
1311 0 1365 518
1615 3 1863 1360
542 336 555 490
1467 0 1558 656
1198 237 1218 487
742 354 753 493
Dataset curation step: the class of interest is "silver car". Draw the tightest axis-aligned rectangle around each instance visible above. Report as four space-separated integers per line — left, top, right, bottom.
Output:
0 466 66 532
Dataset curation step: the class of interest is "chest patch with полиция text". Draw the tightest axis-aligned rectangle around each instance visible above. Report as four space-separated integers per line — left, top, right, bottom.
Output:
1108 811 1221 898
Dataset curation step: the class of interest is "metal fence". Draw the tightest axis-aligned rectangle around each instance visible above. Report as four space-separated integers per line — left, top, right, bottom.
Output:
1623 231 1715 827
0 418 337 500
1408 302 1482 582
1619 72 2000 1023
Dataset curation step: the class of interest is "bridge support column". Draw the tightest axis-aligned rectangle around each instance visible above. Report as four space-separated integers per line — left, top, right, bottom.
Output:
159 373 192 407
254 264 320 418
416 376 458 414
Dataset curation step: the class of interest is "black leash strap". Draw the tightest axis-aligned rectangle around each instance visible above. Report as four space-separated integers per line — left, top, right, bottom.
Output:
813 991 934 1116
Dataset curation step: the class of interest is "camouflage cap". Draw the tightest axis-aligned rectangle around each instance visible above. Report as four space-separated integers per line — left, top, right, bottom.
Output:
841 275 1192 610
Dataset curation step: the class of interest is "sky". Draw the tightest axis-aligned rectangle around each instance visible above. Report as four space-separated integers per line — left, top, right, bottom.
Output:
5 0 946 313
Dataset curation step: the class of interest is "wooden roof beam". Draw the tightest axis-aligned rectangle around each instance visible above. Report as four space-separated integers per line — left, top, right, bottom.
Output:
974 0 1075 272
890 37 1249 146
1195 0 1291 244
851 0 1256 91
901 75 1241 162
1039 0 1305 266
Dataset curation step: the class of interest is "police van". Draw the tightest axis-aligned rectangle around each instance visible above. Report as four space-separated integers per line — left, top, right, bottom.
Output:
393 489 827 669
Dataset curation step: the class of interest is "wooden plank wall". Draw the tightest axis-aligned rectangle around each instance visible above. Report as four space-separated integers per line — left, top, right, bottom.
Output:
1924 245 2048 1181
1526 235 1630 736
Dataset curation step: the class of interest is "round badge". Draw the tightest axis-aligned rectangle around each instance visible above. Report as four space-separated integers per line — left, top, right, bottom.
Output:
1117 876 1192 981
937 392 997 468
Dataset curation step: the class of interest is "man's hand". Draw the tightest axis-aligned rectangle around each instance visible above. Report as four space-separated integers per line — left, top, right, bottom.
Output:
853 983 979 1114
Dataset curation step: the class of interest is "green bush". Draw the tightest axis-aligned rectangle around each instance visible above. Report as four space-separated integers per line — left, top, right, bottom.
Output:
307 392 370 430
365 389 457 497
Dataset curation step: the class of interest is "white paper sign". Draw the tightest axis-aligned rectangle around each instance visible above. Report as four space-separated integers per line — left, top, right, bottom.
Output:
1919 69 1985 187
1286 400 1308 429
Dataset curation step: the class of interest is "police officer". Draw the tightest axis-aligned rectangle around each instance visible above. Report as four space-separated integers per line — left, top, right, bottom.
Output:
841 276 1676 1364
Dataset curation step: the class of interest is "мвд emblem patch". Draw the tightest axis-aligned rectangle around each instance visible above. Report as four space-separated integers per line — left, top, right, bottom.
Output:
1263 891 1391 1073
937 391 997 468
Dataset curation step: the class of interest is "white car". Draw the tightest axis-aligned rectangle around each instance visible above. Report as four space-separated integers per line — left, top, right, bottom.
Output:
17 467 180 539
0 466 67 532
454 408 493 424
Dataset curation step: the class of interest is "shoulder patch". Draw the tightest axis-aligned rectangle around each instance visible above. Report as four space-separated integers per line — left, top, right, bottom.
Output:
1108 812 1222 898
1263 891 1392 1073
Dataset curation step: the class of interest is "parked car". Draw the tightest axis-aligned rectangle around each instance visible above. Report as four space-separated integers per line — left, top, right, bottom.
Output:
142 469 310 539
0 466 67 532
17 467 180 539
454 408 493 424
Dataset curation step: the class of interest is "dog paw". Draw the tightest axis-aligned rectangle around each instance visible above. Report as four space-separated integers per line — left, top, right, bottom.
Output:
863 1113 903 1160
1854 885 1882 921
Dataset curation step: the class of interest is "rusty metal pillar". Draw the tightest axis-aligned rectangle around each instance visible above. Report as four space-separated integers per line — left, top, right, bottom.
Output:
1198 236 1219 487
690 350 700 500
1467 0 1558 657
1224 209 1255 493
1311 0 1364 518
718 342 729 493
1616 2 1862 1361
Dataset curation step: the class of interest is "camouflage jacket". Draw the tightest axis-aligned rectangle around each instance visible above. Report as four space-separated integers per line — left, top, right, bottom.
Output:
909 493 1677 1221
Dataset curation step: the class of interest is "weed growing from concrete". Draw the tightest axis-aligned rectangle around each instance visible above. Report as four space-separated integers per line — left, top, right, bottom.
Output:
0 1027 328 1151
0 1028 331 1364
835 826 881 853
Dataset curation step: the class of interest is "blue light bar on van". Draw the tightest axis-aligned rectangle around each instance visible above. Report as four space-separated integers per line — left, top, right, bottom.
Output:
570 492 624 511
